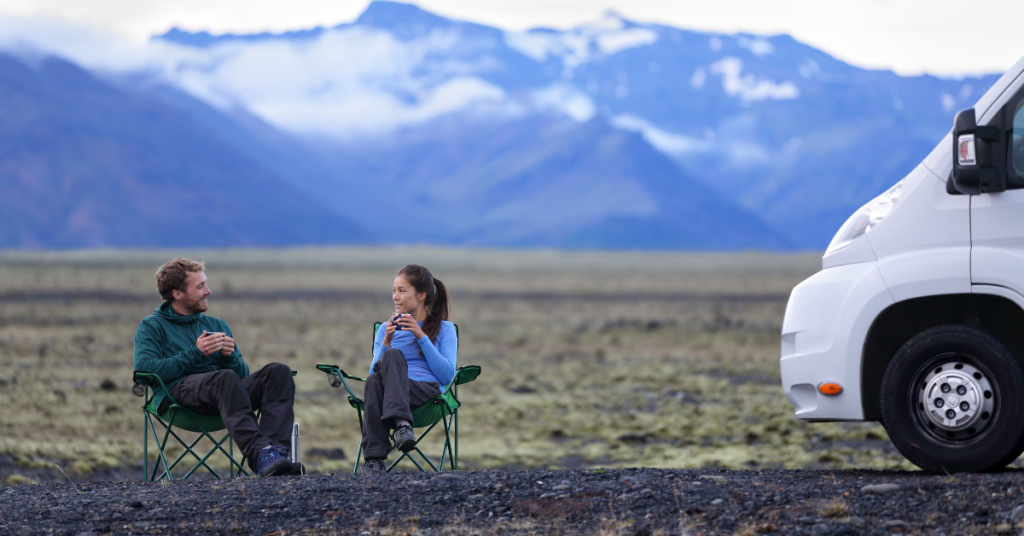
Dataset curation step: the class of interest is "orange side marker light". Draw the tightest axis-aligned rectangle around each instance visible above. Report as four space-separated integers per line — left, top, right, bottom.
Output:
818 383 843 396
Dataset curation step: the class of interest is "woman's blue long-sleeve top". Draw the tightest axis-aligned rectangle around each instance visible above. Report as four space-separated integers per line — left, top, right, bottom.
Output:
370 320 457 391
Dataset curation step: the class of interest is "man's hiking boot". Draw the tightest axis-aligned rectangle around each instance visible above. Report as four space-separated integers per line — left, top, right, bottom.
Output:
255 445 302 477
394 424 417 453
363 458 387 474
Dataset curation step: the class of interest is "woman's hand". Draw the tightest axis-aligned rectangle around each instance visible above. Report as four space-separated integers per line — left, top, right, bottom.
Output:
382 314 399 346
396 314 426 339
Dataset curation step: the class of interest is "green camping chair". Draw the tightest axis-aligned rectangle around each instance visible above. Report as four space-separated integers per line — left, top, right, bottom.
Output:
316 322 481 473
132 370 297 481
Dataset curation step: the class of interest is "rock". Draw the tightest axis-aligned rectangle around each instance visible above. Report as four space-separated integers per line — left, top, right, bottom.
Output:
99 379 117 391
883 519 910 532
811 523 831 535
129 500 143 508
306 447 346 460
993 523 1014 535
633 525 652 536
710 498 724 505
861 483 899 493
16 527 32 536
434 473 466 481
1010 504 1024 523
74 532 98 536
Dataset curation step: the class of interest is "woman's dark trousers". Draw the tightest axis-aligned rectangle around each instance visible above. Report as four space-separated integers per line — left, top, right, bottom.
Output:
362 349 441 459
161 363 295 468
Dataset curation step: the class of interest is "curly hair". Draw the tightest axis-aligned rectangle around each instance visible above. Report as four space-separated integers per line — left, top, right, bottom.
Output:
155 258 206 301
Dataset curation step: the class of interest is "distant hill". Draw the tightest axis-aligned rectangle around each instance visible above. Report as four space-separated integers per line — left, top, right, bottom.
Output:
0 54 367 248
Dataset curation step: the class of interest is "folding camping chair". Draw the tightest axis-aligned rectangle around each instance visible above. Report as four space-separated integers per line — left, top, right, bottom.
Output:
316 322 480 473
132 370 297 481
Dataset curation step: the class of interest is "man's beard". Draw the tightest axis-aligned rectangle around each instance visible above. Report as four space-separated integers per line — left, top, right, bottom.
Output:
178 295 208 314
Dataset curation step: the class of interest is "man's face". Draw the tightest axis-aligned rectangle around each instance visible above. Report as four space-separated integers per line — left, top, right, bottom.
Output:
173 271 211 314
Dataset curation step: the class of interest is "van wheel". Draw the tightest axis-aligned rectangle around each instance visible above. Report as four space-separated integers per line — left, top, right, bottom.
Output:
880 324 1024 473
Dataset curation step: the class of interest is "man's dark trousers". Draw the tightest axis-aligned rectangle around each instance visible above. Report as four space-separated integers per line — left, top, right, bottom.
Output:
160 363 295 467
362 349 440 459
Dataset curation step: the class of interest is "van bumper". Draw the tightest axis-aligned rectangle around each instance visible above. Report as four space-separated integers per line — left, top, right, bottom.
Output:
781 261 894 421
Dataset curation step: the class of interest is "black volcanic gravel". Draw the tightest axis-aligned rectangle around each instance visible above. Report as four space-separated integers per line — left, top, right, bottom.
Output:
3 468 1024 535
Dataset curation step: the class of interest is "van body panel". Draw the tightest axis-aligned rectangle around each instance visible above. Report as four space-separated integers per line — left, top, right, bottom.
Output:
922 133 953 180
781 262 894 420
869 164 971 301
971 284 1024 312
971 190 1024 292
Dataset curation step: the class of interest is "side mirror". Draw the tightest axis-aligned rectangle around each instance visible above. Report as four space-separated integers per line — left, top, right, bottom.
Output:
950 108 1005 194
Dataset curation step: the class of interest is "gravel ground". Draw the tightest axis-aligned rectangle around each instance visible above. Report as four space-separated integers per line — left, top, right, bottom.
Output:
4 468 1024 535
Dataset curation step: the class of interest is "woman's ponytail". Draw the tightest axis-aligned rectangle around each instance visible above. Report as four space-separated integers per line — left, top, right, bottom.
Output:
397 265 451 343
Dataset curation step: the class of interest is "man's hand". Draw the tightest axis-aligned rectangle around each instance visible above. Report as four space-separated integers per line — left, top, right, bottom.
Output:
219 335 236 357
196 331 225 357
382 314 399 347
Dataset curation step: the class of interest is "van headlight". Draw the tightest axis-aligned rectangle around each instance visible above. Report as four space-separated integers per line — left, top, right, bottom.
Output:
826 180 904 254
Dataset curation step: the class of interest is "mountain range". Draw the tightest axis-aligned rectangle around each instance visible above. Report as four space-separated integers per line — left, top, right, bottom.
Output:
0 1 1004 249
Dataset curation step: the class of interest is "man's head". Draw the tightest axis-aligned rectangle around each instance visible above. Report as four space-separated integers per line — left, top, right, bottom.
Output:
156 258 210 314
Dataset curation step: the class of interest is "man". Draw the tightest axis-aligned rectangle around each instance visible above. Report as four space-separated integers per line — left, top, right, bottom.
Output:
133 258 301 477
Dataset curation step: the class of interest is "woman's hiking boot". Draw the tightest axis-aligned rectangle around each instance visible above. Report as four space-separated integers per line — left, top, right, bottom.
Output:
363 458 387 474
394 424 417 453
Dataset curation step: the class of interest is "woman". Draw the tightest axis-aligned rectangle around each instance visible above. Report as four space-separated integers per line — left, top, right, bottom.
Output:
361 264 457 473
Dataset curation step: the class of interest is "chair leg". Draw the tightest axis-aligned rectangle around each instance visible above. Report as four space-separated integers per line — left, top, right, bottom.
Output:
353 408 365 474
440 409 458 471
143 410 149 482
454 404 459 470
146 412 175 482
452 411 460 469
454 385 459 471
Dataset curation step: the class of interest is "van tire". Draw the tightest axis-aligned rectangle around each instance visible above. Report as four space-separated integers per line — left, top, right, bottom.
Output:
880 324 1024 473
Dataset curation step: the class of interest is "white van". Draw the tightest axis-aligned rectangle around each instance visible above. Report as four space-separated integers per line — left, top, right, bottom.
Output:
781 54 1024 473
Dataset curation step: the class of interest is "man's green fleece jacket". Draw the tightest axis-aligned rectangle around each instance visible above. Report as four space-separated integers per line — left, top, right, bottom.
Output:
133 301 249 412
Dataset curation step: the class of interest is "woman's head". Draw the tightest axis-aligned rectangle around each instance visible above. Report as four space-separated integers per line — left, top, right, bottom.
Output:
394 264 450 342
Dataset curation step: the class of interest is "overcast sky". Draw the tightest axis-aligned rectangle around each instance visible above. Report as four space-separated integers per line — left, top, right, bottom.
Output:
0 0 1021 77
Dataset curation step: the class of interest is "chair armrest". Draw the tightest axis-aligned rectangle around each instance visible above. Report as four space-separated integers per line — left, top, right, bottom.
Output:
132 371 170 399
316 363 365 400
451 365 481 387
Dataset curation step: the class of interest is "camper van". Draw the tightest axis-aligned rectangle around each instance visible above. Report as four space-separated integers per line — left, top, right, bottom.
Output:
781 54 1024 473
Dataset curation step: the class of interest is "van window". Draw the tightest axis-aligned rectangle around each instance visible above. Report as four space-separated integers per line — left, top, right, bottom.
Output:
1014 100 1024 177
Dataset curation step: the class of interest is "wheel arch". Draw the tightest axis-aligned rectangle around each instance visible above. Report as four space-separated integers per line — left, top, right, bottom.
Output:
861 293 1024 421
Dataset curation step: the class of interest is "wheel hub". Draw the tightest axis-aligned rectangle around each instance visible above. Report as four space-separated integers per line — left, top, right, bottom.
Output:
918 361 995 436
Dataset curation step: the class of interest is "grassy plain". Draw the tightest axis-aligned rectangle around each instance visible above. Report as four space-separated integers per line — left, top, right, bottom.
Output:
0 247 915 481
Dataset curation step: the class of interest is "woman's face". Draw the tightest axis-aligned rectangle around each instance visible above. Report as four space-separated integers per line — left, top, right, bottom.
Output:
393 274 427 314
